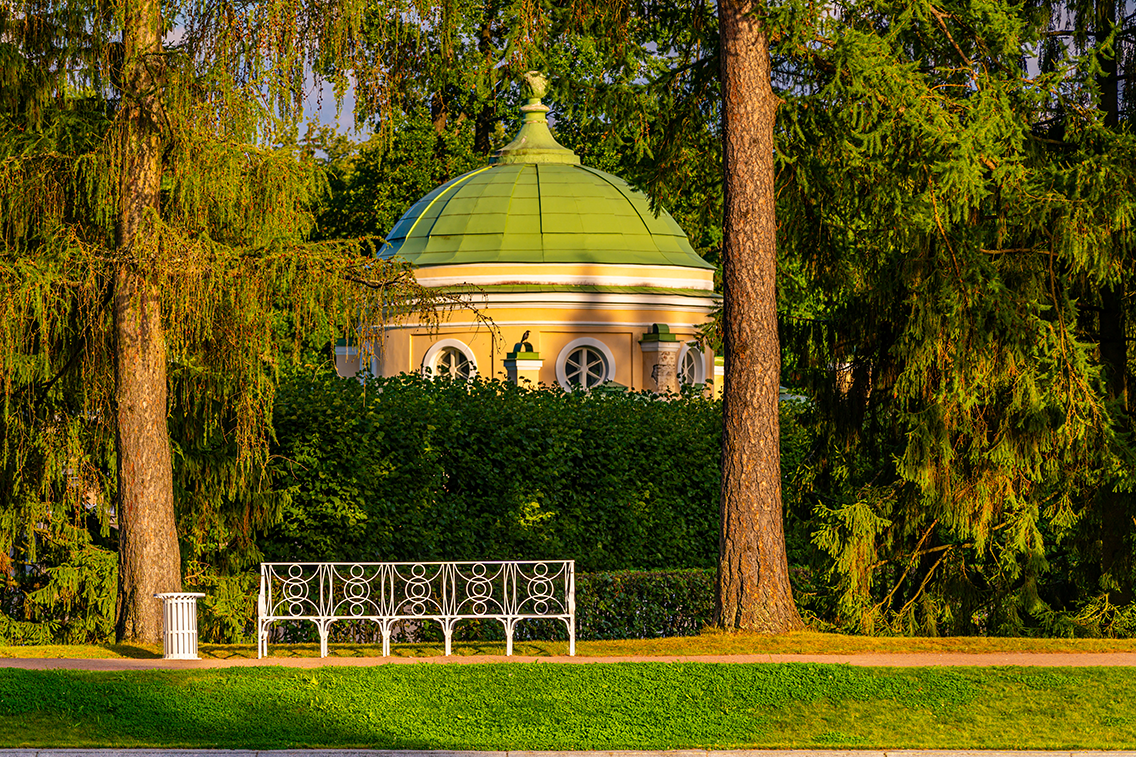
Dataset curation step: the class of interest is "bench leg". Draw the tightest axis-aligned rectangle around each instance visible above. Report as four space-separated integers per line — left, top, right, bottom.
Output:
381 620 393 657
569 616 575 657
319 621 330 658
440 618 457 656
503 617 517 656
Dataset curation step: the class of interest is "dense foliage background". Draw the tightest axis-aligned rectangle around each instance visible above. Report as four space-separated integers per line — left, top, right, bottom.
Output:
264 372 723 572
2 0 1134 644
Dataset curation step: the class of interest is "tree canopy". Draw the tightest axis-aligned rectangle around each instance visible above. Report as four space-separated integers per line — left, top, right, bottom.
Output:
1 0 1133 643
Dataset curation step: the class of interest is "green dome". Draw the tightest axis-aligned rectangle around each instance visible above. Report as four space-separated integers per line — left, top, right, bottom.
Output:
381 75 712 271
380 162 714 270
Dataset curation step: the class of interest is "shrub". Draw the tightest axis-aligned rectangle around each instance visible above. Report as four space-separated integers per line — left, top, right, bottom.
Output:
262 371 724 572
576 569 715 639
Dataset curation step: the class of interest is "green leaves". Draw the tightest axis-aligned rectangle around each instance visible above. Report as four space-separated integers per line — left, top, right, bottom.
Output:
262 371 725 571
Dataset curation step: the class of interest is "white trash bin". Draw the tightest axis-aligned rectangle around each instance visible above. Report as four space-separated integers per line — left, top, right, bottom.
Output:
154 592 206 660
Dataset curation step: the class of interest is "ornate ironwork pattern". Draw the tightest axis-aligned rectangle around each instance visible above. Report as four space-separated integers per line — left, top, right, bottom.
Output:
257 560 575 659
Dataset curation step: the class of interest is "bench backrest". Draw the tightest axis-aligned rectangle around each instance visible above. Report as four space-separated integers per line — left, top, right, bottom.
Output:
259 560 575 622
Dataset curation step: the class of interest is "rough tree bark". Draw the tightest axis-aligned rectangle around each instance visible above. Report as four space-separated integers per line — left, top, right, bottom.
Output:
113 0 182 644
714 0 804 632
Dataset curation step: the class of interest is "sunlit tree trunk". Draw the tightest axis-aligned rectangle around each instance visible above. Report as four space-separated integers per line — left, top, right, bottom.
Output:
714 0 804 632
113 0 181 644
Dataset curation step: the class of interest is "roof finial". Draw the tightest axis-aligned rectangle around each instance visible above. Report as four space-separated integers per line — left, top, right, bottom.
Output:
522 71 549 100
489 71 580 166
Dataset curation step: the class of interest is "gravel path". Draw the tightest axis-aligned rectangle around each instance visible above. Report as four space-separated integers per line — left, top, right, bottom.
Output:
3 652 1136 670
0 745 1131 750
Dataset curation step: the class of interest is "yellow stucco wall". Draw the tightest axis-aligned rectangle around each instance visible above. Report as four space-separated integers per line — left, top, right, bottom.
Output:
340 260 719 393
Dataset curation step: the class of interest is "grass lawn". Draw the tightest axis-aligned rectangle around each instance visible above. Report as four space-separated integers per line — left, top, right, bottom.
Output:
4 629 1136 659
0 663 1133 750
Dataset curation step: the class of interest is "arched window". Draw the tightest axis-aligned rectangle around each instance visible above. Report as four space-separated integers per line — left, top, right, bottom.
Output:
678 344 705 386
565 346 607 388
556 338 615 391
422 339 478 379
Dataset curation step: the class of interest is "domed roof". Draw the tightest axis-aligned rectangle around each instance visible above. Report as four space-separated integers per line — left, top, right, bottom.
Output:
380 74 713 272
381 163 713 270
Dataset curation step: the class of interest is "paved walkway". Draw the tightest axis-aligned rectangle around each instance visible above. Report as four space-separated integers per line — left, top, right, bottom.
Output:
0 745 1131 750
3 652 1136 670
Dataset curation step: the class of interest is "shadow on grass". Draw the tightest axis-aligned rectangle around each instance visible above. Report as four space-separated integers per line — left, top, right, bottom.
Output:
107 644 162 659
0 667 439 750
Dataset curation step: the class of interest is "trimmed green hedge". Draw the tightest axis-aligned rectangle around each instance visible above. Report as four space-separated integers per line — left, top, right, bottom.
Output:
263 371 723 572
474 568 717 642
577 569 715 639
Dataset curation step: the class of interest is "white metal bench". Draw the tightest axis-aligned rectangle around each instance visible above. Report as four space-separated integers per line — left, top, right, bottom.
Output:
257 560 575 658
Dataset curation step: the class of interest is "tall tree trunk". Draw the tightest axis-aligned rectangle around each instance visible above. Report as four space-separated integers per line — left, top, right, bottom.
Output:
1099 283 1131 599
1094 0 1133 602
114 0 181 644
715 0 803 632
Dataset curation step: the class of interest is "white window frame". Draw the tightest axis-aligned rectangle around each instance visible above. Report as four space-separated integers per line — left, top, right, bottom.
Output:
422 338 478 379
555 337 616 391
678 343 706 386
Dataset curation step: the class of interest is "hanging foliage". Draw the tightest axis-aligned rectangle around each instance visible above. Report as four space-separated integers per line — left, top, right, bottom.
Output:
774 0 1136 635
0 0 448 641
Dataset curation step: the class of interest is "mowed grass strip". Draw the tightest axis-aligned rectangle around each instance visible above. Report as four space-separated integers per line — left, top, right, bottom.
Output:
6 630 1136 659
0 663 1132 750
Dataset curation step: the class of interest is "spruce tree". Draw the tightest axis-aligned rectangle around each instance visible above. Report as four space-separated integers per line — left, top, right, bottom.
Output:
0 0 435 643
775 0 1136 633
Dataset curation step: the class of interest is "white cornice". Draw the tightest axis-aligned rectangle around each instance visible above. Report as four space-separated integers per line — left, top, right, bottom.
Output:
453 291 720 310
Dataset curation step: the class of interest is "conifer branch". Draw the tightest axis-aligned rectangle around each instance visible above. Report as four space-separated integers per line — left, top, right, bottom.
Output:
927 5 972 67
873 518 940 614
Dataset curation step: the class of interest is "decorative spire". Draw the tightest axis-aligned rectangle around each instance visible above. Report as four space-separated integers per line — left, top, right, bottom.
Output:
489 71 580 166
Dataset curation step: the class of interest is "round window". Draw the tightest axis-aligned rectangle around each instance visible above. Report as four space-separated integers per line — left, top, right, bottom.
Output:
564 346 608 389
427 346 475 379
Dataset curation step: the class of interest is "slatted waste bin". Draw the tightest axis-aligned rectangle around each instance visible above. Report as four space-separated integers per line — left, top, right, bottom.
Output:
154 592 206 660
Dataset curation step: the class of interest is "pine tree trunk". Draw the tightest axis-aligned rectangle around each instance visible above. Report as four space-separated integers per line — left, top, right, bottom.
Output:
1099 283 1132 601
1094 0 1133 603
715 0 803 632
113 0 181 644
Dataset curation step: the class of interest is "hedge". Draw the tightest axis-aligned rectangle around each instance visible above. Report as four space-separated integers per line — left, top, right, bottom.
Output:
262 371 725 572
576 569 715 639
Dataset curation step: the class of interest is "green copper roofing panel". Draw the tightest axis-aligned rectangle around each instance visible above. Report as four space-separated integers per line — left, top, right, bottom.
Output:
500 232 544 250
543 212 585 235
510 172 540 198
465 213 513 235
503 212 541 236
493 247 549 263
652 235 683 253
473 196 514 214
425 216 465 237
583 214 634 236
458 233 505 251
435 196 479 217
414 253 462 266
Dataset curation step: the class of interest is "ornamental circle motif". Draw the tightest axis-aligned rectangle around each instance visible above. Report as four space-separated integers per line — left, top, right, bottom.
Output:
530 578 554 602
406 577 431 601
468 577 493 601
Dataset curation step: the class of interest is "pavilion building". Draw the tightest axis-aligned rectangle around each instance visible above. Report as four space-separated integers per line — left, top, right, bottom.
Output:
335 74 719 393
